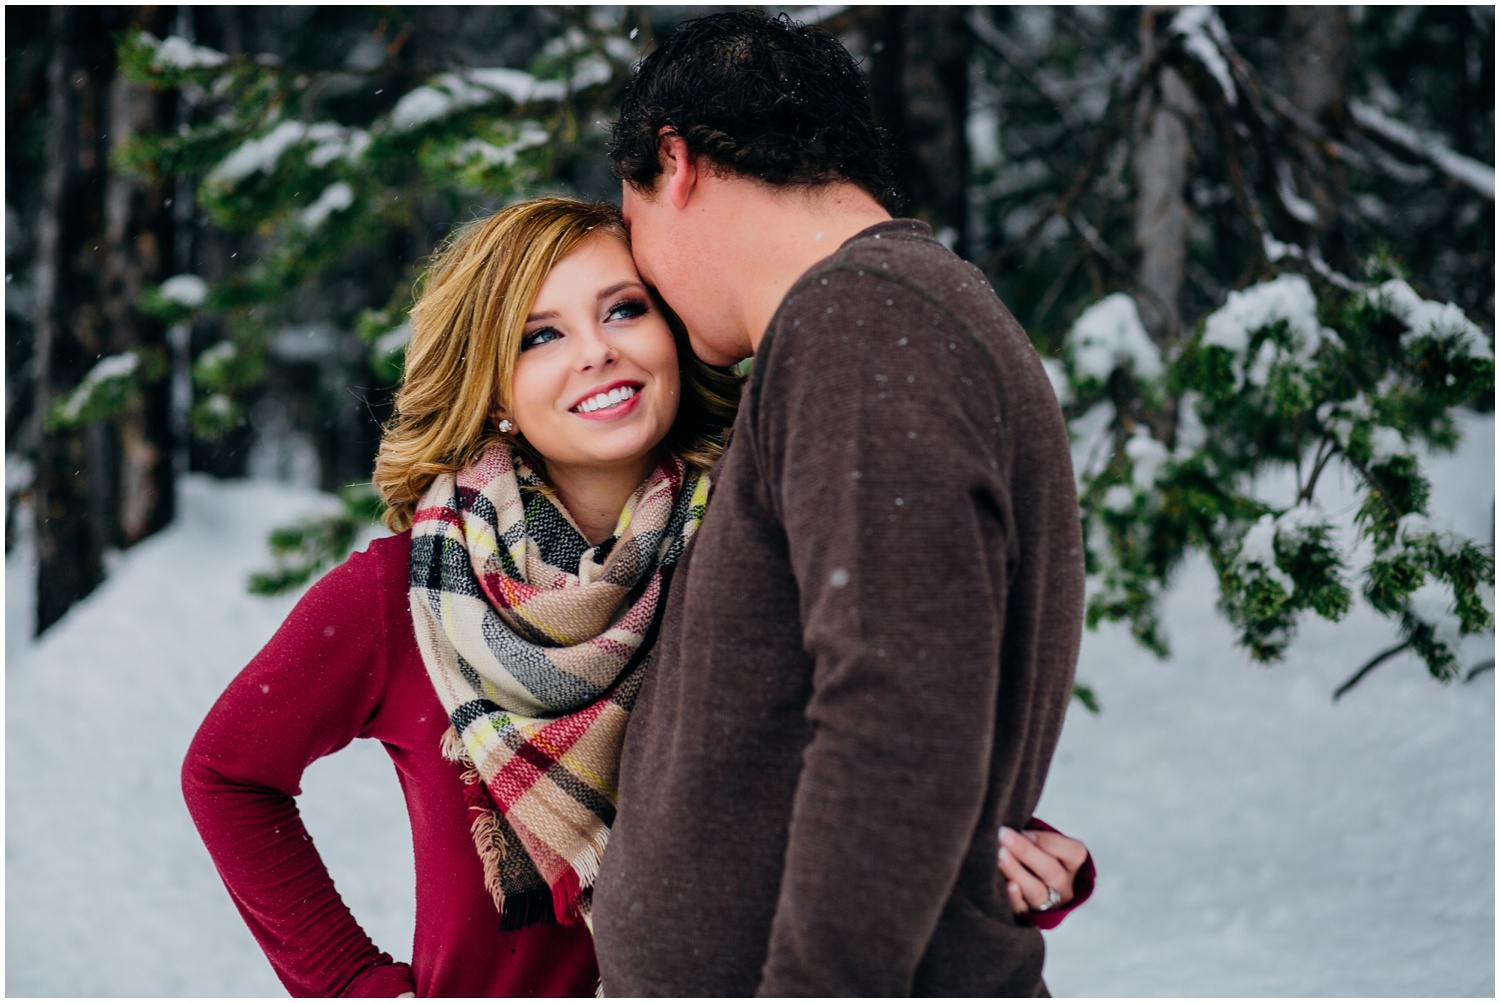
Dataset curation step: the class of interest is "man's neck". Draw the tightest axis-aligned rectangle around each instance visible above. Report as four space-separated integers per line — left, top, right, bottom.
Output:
718 182 892 357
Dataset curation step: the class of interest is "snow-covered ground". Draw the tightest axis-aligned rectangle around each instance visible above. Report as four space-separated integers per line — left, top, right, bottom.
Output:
6 414 1494 997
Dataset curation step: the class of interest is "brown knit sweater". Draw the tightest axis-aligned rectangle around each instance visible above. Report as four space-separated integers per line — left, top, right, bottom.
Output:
591 220 1085 996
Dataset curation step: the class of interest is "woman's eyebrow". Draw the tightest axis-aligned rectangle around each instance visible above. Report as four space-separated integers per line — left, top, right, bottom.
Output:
526 281 645 324
596 280 644 301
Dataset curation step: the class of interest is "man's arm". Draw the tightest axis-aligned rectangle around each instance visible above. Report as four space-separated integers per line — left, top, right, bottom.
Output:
753 275 1016 994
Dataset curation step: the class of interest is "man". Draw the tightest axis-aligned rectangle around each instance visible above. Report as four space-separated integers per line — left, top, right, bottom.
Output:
590 12 1085 995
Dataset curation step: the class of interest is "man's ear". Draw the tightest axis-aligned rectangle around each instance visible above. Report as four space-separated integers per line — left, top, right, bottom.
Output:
657 129 698 210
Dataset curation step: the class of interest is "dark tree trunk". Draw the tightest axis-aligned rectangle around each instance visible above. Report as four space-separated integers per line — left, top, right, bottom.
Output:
1284 6 1350 266
33 7 112 633
31 6 176 634
868 6 972 259
1133 7 1196 343
103 6 177 545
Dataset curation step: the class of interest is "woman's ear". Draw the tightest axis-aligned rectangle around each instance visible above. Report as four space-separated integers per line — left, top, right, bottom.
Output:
492 405 515 435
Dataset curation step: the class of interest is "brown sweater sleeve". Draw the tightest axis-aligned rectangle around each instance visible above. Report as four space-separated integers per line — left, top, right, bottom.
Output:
750 273 1017 995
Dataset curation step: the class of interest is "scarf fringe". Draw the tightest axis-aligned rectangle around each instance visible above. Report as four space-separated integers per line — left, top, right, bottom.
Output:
439 725 467 763
551 866 585 925
446 724 605 929
499 889 557 931
458 757 563 930
571 827 610 888
550 828 610 926
456 760 510 901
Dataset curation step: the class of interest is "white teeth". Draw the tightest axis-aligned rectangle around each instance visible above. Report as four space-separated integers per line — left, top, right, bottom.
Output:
575 385 637 413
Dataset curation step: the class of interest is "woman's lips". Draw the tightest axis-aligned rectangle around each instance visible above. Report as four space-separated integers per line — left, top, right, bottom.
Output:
571 383 645 421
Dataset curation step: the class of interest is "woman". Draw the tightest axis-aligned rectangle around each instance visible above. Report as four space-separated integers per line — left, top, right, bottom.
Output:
183 196 1092 998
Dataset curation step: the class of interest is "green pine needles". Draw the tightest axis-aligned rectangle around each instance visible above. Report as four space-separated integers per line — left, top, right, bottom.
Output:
246 483 385 596
1064 267 1493 694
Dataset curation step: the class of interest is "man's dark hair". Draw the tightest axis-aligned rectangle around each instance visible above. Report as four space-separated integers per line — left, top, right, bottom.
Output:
609 11 897 210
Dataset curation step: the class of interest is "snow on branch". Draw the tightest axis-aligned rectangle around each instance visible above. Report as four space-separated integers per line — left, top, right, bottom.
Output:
1169 6 1236 106
297 182 355 231
1349 100 1494 200
209 121 366 185
1261 236 1362 291
1200 274 1337 390
448 123 551 169
388 62 612 132
159 274 209 308
210 121 310 183
1274 162 1318 225
1068 293 1165 386
389 71 537 131
307 128 370 169
136 32 229 71
1405 580 1465 655
49 353 142 428
1363 279 1493 362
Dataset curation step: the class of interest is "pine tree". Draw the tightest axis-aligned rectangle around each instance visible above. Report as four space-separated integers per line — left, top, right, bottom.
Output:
968 7 1494 696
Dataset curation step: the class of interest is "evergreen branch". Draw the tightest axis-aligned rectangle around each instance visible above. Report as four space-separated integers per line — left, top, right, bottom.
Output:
1049 53 1152 229
1465 658 1495 683
1071 681 1102 715
1293 415 1305 497
1299 438 1339 504
1332 639 1412 701
1342 451 1415 530
967 12 1088 136
1348 101 1494 201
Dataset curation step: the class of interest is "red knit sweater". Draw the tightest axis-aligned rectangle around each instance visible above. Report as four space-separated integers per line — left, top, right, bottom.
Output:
181 532 598 997
184 530 1090 996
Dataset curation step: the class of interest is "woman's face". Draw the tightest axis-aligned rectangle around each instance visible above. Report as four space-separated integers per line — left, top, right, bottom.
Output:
506 234 681 484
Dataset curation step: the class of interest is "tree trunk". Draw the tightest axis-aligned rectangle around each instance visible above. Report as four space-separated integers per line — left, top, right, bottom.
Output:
32 7 112 634
1132 8 1195 343
1284 7 1350 265
868 6 972 259
103 6 177 545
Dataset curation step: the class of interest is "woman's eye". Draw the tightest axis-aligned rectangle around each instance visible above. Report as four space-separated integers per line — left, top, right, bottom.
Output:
521 327 560 350
606 298 649 323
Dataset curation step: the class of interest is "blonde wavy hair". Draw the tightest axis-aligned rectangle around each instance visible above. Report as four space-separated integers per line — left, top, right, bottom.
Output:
374 196 742 532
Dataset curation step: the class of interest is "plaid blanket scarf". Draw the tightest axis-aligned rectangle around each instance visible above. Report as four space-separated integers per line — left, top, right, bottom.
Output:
409 442 708 928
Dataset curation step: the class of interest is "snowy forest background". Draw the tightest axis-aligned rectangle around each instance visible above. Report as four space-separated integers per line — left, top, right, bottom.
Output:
5 5 1495 997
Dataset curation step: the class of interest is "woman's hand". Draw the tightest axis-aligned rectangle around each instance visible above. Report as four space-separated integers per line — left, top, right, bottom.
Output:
999 824 1090 915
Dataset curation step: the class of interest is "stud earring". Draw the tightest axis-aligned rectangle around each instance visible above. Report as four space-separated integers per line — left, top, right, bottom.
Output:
497 418 514 434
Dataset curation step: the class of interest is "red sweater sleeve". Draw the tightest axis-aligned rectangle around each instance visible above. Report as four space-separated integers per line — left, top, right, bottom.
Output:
182 546 417 997
1018 817 1096 931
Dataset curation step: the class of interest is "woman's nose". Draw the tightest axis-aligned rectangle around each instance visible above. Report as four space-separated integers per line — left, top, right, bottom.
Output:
573 325 618 371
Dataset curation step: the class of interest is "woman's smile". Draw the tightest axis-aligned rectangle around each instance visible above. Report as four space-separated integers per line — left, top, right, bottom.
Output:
570 379 645 419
